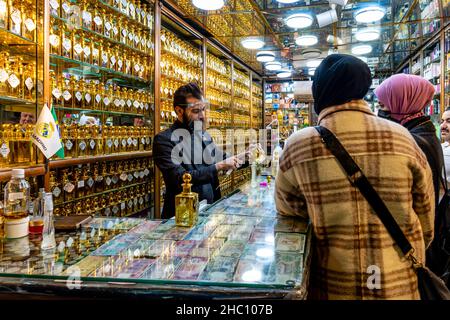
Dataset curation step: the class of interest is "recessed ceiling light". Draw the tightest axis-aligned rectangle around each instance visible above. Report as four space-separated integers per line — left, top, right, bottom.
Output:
301 48 322 59
351 44 372 55
192 0 225 10
285 13 313 29
354 6 386 23
276 0 298 3
256 51 276 62
308 68 316 76
265 61 282 71
306 59 322 68
295 35 318 46
241 37 265 50
277 69 292 78
355 28 380 41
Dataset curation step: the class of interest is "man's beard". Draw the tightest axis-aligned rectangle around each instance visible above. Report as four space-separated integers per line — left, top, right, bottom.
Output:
182 112 204 132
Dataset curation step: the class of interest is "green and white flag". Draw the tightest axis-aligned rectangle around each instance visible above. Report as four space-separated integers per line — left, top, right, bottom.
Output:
31 104 65 159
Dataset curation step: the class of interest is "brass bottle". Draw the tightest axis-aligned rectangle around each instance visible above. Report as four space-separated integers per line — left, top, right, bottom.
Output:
49 171 63 205
83 81 93 109
61 24 72 59
175 173 199 227
0 124 12 167
0 0 8 28
74 78 84 109
74 167 84 198
77 124 87 157
62 169 75 202
23 1 37 42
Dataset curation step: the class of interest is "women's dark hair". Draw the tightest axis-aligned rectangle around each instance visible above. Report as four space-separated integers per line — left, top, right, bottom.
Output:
173 82 203 109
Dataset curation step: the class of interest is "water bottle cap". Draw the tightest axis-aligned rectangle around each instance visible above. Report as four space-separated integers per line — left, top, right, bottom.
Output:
11 169 25 178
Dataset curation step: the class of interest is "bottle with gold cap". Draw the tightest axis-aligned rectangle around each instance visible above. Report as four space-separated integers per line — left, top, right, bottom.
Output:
23 62 35 101
51 72 62 106
23 1 37 42
0 124 12 167
49 19 61 56
83 81 93 109
62 123 77 158
49 171 63 205
77 124 87 157
74 78 84 109
62 76 74 108
175 173 199 227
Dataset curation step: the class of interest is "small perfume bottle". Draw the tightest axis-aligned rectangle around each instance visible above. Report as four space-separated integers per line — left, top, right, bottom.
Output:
49 170 63 205
175 173 199 227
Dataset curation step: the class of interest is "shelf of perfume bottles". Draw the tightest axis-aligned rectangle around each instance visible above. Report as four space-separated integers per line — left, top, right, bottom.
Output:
0 0 41 45
53 124 152 161
160 74 200 100
206 74 231 93
51 75 152 116
161 29 202 68
234 70 250 87
206 90 231 109
50 54 152 87
0 51 38 103
206 61 229 78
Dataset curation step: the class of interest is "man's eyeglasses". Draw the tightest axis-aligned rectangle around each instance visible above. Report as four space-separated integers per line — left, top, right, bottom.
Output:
178 101 210 114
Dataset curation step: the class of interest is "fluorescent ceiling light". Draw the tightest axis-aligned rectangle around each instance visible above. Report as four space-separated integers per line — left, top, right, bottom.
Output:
308 68 316 76
354 6 386 23
277 69 292 78
265 61 282 71
306 59 322 68
192 0 224 10
351 44 372 55
295 35 318 46
241 37 265 50
301 48 322 59
355 28 380 41
256 51 276 62
276 0 298 3
285 13 313 29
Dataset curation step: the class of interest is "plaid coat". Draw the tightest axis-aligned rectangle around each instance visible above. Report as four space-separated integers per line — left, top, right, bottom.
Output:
275 100 434 300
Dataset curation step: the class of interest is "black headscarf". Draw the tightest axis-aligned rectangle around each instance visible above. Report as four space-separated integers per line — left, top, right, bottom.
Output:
312 54 372 115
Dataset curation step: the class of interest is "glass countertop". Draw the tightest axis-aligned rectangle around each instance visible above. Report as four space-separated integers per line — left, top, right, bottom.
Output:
0 177 309 292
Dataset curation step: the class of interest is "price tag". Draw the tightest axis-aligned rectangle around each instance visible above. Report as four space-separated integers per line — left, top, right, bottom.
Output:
65 139 73 150
85 93 91 103
74 43 83 55
93 48 99 57
75 91 83 101
146 137 150 145
25 77 34 91
63 90 72 101
0 143 10 158
89 139 96 149
79 140 86 151
49 34 60 47
25 18 36 32
94 16 102 26
64 182 75 193
8 74 20 89
77 180 85 188
52 186 61 198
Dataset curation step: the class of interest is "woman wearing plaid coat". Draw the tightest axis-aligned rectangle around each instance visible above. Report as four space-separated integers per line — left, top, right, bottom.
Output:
275 55 434 300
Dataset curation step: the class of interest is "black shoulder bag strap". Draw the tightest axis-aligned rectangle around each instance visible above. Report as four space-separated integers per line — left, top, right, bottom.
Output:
314 126 414 257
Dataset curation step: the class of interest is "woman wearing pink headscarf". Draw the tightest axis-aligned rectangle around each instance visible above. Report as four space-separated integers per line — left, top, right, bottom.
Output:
375 74 445 276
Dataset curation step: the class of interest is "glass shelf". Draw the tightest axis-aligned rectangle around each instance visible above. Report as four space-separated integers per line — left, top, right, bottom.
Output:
97 0 153 33
0 95 36 106
54 105 149 118
0 27 38 46
50 54 151 88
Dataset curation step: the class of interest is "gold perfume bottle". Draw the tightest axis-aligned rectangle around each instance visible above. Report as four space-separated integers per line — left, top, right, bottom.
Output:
63 123 77 158
72 29 84 61
103 126 113 154
77 124 87 157
103 85 112 112
0 124 12 167
8 57 23 98
62 76 74 108
23 62 35 101
81 0 92 30
93 163 103 193
85 166 95 196
92 40 100 66
175 173 199 227
62 169 75 202
93 125 103 156
49 19 61 55
49 171 63 205
83 81 93 109
83 36 91 64
94 82 103 110
112 126 120 153
74 167 85 198
51 72 62 106
8 0 22 35
74 78 84 108
92 5 103 34
61 24 72 59
23 2 37 42
61 0 71 20
101 45 109 68
0 0 8 28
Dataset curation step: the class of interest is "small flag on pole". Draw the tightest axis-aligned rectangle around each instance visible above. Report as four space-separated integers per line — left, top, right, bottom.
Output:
31 104 65 159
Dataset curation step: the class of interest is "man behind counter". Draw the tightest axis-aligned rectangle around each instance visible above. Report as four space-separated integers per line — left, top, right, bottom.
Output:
153 83 243 219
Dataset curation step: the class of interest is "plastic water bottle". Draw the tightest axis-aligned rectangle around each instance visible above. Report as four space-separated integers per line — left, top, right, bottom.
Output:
4 169 30 219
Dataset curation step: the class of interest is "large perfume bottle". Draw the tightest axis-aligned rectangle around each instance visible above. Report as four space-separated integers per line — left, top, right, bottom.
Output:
62 169 75 202
23 2 37 42
175 173 199 227
49 20 61 56
62 76 74 108
8 0 22 35
77 124 87 157
23 62 35 101
49 171 63 205
63 123 77 158
0 124 12 167
0 0 7 28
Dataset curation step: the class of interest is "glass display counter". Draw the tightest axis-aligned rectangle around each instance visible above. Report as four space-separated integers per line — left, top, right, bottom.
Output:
0 177 310 299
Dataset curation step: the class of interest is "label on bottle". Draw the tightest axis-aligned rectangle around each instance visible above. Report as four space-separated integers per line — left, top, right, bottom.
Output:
141 137 146 145
79 140 86 151
121 28 128 38
112 175 119 184
106 138 113 148
120 99 125 107
113 26 119 36
106 177 112 186
62 2 71 13
127 137 133 145
101 53 108 65
110 55 116 66
93 48 99 57
82 11 92 24
49 0 59 10
85 93 91 103
127 99 132 107
141 10 146 19
11 8 22 25
114 99 120 107
133 198 138 206
139 197 144 205
72 44 82 55
25 77 34 91
133 171 139 179
52 186 61 198
114 139 119 148
89 139 96 149
133 138 138 147
105 21 112 31
147 40 152 49
141 38 146 47
96 175 103 182
0 69 8 83
25 18 36 32
134 64 140 72
65 139 73 150
104 207 111 216
112 205 119 214
0 142 10 158
75 91 83 101
139 171 144 179
64 182 75 193
146 137 150 145
95 94 102 103
87 177 94 188
8 74 20 89
160 111 164 119
128 174 133 182
144 168 149 176
127 200 133 208
140 65 145 73
147 14 152 24
120 202 126 210
103 97 110 106
94 16 102 26
134 35 139 45
119 172 127 181
50 34 60 47
145 103 149 110
145 194 149 202
77 180 85 188
63 90 72 101
7 192 24 202
133 100 140 109
128 32 134 42
83 46 91 56
117 59 123 69
121 139 127 147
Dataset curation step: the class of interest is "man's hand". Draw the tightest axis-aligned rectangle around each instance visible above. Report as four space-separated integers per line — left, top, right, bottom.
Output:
216 156 243 171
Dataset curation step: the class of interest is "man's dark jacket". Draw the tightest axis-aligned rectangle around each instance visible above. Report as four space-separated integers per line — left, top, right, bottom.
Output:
153 121 223 219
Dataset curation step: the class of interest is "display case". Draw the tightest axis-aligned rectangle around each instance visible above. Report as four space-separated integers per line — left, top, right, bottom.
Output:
0 177 310 299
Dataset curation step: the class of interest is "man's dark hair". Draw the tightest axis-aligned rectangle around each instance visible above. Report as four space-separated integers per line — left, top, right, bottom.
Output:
173 82 203 109
445 106 450 112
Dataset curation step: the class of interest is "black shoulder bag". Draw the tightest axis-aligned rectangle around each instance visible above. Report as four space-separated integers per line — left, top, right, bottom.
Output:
315 126 450 300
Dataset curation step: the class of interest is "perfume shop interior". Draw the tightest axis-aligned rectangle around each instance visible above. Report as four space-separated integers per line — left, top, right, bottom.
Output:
0 0 447 299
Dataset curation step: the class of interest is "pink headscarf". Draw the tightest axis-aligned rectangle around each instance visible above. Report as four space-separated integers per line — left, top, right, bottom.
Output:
374 74 435 125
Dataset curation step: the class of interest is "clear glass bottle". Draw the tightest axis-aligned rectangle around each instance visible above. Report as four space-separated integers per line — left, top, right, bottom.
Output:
3 168 30 219
29 187 45 234
0 0 8 28
8 0 22 35
41 193 56 250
